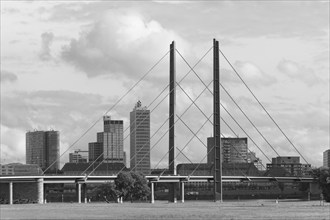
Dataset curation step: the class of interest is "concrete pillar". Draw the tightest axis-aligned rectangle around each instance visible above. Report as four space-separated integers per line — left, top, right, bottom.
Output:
150 182 155 204
37 178 44 204
308 183 311 201
181 182 185 203
9 182 13 205
77 183 81 203
169 183 177 203
82 183 87 203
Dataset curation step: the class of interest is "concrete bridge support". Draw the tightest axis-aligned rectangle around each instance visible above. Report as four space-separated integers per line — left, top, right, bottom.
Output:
180 182 185 203
77 183 81 203
150 182 155 204
82 183 87 203
9 182 13 205
37 178 44 204
308 182 320 201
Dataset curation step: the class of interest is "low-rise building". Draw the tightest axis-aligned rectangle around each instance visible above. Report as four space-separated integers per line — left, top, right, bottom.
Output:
207 137 248 164
69 152 87 163
266 156 311 177
177 163 260 176
61 162 128 176
0 163 42 176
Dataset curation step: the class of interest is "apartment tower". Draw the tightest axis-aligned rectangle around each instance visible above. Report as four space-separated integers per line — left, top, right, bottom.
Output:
26 130 60 171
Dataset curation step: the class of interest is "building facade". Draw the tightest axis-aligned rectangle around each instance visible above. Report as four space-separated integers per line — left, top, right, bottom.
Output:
323 149 330 168
69 152 87 163
207 137 248 164
0 163 42 176
88 116 126 165
61 162 128 176
88 142 103 162
247 151 263 170
130 101 151 174
266 156 311 177
102 117 124 163
26 130 60 171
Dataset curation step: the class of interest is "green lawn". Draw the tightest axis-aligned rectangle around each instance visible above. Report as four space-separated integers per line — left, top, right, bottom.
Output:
1 200 329 219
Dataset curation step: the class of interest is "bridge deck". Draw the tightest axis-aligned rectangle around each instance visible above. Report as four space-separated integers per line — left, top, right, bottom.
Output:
0 175 316 184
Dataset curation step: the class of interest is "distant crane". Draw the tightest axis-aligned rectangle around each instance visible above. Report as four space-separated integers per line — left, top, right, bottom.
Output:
72 149 89 163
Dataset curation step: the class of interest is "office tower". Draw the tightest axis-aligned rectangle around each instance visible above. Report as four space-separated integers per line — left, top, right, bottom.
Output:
26 130 60 171
88 116 125 165
130 101 151 174
102 116 125 163
324 149 330 168
207 137 248 164
88 142 103 162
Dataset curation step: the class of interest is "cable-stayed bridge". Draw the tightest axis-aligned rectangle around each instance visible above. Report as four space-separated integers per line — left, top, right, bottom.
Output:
0 39 316 205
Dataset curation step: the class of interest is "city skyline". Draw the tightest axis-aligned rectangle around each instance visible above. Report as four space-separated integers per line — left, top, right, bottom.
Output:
1 1 329 168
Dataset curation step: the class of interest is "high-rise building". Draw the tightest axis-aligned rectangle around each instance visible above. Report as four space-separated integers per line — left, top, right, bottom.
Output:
130 101 151 174
88 116 126 165
323 149 330 168
207 137 248 164
26 130 60 171
88 142 103 162
102 116 124 163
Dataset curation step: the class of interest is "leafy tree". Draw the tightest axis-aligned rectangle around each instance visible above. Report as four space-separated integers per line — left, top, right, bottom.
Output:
94 172 151 202
93 183 119 202
130 172 150 202
311 167 330 202
115 172 135 200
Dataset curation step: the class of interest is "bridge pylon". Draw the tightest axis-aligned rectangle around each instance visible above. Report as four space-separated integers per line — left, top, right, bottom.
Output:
213 39 222 202
168 41 178 203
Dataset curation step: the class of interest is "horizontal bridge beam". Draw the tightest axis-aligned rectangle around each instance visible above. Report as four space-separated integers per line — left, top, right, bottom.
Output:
0 175 316 184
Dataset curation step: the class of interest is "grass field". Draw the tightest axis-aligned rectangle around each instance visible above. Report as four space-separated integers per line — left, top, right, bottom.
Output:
1 200 329 220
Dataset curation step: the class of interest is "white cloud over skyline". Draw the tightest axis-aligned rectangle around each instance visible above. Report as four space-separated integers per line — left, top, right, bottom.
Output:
1 1 329 169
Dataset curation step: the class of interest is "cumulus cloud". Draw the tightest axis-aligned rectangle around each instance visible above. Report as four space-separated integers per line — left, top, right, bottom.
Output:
221 61 276 87
277 59 322 86
0 70 18 83
1 125 26 164
39 32 54 61
1 90 109 165
61 9 188 79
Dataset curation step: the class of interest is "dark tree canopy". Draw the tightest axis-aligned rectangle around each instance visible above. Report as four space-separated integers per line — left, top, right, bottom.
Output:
95 172 150 202
311 167 330 202
130 172 150 201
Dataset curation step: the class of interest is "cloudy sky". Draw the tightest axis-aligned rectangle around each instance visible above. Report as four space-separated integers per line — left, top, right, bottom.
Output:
1 1 329 169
